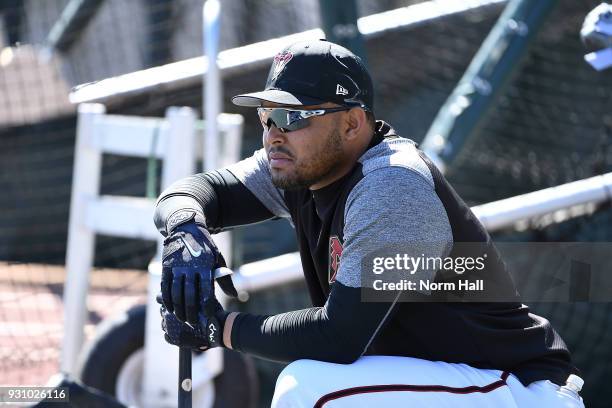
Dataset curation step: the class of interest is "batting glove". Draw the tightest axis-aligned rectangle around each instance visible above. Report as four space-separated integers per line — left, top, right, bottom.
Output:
160 209 237 325
158 295 227 350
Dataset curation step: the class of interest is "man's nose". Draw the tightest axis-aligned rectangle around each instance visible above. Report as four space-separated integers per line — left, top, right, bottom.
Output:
264 125 286 145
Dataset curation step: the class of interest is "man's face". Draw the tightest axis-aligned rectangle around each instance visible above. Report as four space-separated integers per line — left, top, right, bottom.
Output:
261 103 347 190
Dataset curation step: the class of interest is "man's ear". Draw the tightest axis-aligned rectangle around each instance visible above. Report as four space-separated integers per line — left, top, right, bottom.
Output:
343 108 367 141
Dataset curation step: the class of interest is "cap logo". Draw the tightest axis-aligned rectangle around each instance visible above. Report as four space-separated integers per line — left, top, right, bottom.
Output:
271 51 293 81
336 84 349 95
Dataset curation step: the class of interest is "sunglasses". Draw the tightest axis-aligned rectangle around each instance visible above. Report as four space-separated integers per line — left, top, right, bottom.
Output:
257 107 352 133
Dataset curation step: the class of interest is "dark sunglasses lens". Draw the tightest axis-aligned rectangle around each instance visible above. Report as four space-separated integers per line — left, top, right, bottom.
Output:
266 109 310 132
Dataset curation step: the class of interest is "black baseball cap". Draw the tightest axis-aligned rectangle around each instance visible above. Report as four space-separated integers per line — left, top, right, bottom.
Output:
232 39 374 112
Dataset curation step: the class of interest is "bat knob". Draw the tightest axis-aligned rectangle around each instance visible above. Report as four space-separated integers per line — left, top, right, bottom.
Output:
181 378 192 392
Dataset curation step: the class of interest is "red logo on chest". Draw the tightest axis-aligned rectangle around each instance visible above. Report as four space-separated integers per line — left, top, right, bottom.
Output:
329 236 344 283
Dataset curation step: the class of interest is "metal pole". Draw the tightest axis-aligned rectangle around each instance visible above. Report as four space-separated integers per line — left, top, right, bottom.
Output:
318 0 367 61
46 0 106 52
203 0 221 172
201 5 229 406
203 0 232 266
472 172 612 232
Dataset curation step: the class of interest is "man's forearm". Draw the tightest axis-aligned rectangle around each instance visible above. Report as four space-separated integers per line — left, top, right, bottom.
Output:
224 312 239 349
154 172 220 234
154 169 276 234
221 283 395 364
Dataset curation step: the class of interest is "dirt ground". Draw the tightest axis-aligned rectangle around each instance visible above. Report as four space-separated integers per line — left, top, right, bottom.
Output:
0 262 147 386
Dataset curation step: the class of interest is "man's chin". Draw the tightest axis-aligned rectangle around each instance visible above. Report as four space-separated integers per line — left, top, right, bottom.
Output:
271 174 310 191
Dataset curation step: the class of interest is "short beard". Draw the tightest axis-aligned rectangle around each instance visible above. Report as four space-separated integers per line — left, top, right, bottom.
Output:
271 127 344 191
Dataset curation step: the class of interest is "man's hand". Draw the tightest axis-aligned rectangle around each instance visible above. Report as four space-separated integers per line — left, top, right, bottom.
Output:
159 296 226 350
160 210 236 325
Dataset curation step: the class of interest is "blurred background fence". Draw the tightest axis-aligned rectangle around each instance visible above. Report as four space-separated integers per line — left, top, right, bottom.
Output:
0 0 611 407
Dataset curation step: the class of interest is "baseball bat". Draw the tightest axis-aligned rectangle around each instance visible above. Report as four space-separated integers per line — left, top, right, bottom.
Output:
178 347 192 408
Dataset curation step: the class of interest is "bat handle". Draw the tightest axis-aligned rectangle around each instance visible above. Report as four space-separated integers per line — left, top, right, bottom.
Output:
178 347 192 408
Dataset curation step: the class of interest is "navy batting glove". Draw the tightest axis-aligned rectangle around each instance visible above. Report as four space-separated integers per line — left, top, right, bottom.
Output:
158 296 228 350
160 210 236 325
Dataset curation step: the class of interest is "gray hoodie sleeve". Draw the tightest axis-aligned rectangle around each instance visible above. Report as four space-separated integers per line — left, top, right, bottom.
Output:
154 148 288 234
226 148 290 219
336 166 454 288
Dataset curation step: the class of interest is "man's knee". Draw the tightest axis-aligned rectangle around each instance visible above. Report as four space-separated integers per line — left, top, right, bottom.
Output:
272 360 321 408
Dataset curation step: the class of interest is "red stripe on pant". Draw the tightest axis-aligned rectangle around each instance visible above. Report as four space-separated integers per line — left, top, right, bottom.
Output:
313 371 510 408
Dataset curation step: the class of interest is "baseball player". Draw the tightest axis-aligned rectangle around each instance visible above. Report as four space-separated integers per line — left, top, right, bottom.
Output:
154 39 584 407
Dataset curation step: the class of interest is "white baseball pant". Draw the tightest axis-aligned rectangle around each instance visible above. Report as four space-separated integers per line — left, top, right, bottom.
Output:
271 356 584 407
